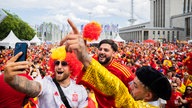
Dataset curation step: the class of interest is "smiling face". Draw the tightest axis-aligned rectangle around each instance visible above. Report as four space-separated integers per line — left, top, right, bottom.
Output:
54 60 71 82
97 43 115 65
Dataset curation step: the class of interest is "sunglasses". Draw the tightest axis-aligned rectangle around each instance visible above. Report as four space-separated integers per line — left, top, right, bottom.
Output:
186 89 192 91
54 61 68 66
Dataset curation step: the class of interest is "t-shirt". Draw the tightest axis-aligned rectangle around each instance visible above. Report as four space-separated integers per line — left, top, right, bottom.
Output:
0 74 32 108
36 76 88 108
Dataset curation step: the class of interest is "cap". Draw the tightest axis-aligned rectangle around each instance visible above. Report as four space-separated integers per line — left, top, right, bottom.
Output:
136 66 171 100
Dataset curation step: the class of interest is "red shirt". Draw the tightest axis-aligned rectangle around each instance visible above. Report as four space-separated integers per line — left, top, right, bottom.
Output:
166 91 182 108
0 74 32 108
105 59 135 87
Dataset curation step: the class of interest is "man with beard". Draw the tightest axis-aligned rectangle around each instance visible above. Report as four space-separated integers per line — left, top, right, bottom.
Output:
87 39 135 107
94 39 135 88
3 46 88 108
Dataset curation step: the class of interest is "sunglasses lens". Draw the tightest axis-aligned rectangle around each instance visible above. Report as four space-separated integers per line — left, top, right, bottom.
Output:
54 61 60 66
61 61 68 66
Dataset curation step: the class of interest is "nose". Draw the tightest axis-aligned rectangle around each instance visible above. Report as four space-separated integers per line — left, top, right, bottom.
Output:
99 49 105 54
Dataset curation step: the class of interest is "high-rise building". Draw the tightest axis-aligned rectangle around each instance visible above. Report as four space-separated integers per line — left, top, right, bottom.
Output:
119 0 192 42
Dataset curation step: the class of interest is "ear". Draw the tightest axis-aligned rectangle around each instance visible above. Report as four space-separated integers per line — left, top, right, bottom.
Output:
112 51 116 58
144 91 153 101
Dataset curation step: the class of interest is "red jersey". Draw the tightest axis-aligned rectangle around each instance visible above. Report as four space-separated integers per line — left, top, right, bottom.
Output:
166 91 182 108
105 59 135 87
0 74 32 108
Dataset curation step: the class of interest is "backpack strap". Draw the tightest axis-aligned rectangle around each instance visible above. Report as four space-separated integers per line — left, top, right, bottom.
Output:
53 78 71 108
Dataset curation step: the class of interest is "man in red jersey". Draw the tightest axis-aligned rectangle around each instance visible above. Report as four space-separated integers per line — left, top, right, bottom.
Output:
0 73 32 108
90 39 135 107
93 39 135 88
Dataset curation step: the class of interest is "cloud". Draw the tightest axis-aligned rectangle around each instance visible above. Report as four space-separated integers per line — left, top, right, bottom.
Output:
0 0 150 27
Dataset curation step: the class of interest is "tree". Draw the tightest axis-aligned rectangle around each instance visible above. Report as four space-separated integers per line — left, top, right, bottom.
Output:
0 9 35 40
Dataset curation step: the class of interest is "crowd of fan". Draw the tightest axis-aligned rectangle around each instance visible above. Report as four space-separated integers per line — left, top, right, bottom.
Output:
0 41 192 107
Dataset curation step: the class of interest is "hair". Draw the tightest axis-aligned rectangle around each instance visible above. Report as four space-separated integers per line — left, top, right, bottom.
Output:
98 39 118 52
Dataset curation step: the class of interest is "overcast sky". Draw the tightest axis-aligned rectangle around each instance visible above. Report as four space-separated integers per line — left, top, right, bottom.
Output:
0 0 150 28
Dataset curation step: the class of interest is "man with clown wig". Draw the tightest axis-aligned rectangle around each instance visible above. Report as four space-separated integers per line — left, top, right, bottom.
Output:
3 46 88 108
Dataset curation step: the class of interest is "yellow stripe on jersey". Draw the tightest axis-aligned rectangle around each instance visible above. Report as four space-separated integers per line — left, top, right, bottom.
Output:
111 61 131 78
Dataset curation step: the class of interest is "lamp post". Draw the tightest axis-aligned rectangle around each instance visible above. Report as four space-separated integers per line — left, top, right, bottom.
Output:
88 12 92 22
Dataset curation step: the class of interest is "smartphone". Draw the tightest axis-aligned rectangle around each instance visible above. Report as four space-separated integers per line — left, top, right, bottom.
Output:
14 42 28 62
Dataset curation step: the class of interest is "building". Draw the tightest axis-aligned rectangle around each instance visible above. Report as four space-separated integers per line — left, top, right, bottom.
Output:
119 0 192 42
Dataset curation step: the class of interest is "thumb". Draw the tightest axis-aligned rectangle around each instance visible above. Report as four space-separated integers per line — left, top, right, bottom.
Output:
8 52 23 63
67 19 79 34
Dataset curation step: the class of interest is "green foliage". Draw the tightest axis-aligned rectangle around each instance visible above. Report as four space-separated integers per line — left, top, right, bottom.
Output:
0 9 35 40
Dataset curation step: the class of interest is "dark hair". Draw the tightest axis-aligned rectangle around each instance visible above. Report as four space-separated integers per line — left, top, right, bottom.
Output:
98 39 118 52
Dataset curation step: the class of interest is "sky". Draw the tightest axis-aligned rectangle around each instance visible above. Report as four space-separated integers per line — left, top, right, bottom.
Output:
0 0 150 29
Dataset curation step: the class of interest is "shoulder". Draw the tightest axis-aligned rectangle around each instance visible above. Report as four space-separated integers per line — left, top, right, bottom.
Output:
71 79 86 90
109 60 132 73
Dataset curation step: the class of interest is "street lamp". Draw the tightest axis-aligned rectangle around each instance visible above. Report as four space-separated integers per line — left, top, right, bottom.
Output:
88 12 92 22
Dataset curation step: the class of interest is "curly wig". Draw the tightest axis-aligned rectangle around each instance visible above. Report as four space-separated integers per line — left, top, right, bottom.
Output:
83 21 102 41
48 46 83 79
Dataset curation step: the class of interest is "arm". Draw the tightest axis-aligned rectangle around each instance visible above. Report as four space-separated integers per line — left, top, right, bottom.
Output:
4 52 41 98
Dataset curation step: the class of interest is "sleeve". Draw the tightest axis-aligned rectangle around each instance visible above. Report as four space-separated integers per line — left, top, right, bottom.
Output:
78 85 88 108
77 58 157 108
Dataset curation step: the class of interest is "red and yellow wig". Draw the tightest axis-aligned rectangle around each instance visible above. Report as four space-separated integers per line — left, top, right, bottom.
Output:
83 21 102 41
48 46 83 79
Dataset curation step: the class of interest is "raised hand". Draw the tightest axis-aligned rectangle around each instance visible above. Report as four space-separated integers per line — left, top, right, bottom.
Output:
60 19 91 68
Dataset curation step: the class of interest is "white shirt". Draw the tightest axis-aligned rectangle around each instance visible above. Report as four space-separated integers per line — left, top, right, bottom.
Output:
36 76 88 108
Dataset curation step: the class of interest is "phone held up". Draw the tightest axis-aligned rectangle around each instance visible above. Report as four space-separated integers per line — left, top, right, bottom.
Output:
14 42 28 62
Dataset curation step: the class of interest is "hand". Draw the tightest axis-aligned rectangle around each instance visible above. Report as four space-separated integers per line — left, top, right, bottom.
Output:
60 19 91 67
4 52 29 83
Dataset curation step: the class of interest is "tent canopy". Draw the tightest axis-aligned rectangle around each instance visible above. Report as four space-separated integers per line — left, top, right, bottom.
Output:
113 35 125 42
30 35 42 45
0 30 21 48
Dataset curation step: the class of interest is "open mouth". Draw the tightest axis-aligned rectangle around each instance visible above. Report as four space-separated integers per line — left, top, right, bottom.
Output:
57 71 63 74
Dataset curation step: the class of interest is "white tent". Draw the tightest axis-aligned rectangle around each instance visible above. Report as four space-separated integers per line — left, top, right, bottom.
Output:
30 35 42 45
188 40 192 44
113 35 125 42
0 30 21 48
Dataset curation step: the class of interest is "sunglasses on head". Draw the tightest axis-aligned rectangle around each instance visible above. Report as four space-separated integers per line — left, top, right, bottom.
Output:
54 61 68 66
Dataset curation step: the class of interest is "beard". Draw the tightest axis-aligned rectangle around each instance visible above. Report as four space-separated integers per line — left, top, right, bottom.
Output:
55 72 70 82
98 54 111 65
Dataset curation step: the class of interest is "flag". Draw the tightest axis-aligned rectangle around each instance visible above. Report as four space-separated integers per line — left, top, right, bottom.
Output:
0 9 7 23
81 24 84 32
104 24 110 32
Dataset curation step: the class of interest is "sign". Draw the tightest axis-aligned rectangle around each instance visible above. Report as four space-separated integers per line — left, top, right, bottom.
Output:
0 9 7 23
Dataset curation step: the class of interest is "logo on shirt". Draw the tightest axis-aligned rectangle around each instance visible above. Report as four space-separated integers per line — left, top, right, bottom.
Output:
72 93 78 102
54 91 59 96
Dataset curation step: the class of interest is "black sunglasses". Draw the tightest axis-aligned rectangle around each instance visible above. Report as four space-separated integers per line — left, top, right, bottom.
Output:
186 88 192 91
54 61 68 66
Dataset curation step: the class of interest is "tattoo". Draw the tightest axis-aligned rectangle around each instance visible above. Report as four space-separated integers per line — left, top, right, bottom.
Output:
9 76 41 98
81 52 92 69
